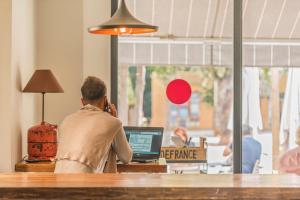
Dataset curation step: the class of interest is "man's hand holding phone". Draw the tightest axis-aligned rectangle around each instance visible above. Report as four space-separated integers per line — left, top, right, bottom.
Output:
108 103 117 117
104 97 117 117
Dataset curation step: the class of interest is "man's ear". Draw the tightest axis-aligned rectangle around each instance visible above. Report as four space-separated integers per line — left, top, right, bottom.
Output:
101 96 107 106
81 98 85 106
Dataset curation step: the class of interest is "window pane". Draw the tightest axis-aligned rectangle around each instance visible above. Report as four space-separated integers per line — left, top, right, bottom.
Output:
118 0 233 174
243 0 300 174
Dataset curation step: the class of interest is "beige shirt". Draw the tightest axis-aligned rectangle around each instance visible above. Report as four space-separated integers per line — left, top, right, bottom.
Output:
55 104 132 173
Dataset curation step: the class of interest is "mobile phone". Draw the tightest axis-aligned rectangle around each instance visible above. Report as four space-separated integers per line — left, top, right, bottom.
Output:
104 99 109 112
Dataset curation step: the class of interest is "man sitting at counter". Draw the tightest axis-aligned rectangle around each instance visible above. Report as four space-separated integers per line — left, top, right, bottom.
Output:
54 76 132 173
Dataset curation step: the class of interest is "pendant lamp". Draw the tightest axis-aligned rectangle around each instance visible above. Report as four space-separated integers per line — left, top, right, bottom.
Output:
88 0 158 35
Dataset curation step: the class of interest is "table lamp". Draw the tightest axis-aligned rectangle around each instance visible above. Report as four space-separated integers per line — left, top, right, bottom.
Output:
23 69 64 122
23 69 64 161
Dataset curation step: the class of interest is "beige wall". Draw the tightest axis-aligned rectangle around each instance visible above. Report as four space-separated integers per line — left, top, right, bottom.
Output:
36 0 111 125
36 0 84 125
0 0 13 172
0 0 111 171
11 0 38 168
0 0 37 171
83 0 111 96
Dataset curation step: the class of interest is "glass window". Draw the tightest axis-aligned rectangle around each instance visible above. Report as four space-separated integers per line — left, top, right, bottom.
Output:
113 0 300 175
243 0 300 174
117 0 234 174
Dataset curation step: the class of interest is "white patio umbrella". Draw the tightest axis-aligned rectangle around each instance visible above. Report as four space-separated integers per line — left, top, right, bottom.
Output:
228 67 263 134
243 67 263 132
279 68 300 149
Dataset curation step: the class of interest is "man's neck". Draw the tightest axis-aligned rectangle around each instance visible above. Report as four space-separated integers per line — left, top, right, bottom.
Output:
243 134 253 138
84 103 103 110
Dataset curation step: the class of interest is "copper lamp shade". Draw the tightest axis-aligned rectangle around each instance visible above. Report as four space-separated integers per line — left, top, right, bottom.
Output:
88 0 158 35
23 69 64 93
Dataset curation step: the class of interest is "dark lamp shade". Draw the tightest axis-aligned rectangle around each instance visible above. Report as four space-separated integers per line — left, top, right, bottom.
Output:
88 0 158 35
23 69 64 93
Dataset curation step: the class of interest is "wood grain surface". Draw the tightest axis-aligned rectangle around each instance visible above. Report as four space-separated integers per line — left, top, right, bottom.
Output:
1 173 300 199
117 161 167 173
15 161 55 172
15 161 167 173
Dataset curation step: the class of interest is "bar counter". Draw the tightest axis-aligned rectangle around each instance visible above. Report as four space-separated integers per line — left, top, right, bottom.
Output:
1 173 300 199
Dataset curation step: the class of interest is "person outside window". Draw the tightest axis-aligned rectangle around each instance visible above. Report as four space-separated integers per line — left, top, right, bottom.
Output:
223 125 262 173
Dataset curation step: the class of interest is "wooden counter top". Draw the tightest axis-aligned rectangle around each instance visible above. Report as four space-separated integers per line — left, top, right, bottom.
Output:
1 173 300 199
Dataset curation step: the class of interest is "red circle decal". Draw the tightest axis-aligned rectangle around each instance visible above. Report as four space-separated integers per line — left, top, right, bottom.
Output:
166 79 192 104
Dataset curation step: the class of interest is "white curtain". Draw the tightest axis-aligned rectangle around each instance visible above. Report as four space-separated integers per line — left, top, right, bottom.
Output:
242 67 263 132
228 67 263 133
280 68 300 149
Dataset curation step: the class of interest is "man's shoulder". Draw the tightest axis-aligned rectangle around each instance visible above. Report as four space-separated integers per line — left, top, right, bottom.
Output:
286 146 300 155
243 136 261 146
104 114 122 126
61 112 78 122
61 110 123 129
94 112 123 127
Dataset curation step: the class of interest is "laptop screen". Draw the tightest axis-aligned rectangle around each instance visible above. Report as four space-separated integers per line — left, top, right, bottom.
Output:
124 127 163 160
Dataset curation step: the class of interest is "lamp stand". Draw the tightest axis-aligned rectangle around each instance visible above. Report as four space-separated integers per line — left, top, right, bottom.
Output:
42 92 45 123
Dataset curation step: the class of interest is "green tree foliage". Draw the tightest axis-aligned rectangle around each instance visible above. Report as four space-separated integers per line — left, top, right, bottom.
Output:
143 67 153 119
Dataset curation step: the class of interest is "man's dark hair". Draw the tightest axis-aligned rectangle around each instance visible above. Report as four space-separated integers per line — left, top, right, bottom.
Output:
81 76 107 101
242 124 253 136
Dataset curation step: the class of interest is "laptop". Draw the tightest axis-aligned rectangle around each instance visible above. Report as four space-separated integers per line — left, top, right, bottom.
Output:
124 126 164 162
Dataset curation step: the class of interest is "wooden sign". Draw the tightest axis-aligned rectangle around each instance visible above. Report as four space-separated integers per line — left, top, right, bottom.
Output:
160 137 207 163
